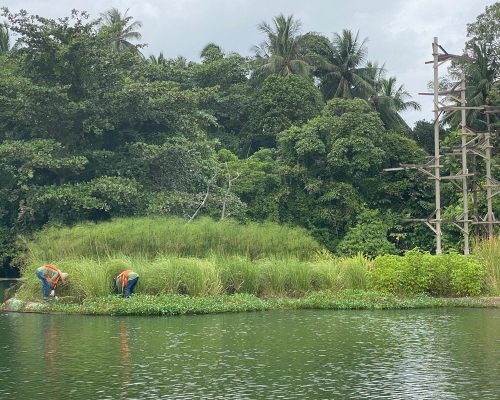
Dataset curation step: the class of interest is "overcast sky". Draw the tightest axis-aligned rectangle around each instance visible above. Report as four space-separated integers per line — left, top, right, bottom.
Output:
2 0 496 126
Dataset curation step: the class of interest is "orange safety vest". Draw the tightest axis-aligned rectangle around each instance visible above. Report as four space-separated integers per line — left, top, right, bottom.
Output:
44 264 63 286
116 270 133 292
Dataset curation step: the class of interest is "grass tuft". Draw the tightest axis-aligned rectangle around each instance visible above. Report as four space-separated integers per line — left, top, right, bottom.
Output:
473 237 500 295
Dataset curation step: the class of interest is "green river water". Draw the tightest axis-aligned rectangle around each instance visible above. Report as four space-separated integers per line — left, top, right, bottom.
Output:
1 306 500 399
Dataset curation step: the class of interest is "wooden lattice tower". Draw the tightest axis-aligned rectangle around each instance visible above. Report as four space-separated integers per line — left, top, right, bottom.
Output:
385 37 499 254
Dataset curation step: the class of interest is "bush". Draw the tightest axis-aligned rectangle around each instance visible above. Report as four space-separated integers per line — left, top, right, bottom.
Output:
449 254 485 296
336 210 398 257
370 250 485 296
370 254 403 294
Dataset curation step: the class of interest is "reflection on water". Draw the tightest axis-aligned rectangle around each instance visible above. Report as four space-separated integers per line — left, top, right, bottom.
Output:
119 320 131 387
0 308 500 399
0 280 18 303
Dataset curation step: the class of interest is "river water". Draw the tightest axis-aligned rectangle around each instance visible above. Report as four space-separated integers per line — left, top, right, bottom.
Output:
0 280 18 303
0 308 499 399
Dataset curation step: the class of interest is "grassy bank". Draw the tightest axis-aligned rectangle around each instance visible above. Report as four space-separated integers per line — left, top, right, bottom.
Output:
18 250 488 301
3 290 497 316
13 217 500 310
17 255 371 301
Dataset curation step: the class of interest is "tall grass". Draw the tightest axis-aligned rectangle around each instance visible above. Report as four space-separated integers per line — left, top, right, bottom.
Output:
26 217 322 261
18 255 372 301
19 217 493 302
473 237 500 295
20 248 489 301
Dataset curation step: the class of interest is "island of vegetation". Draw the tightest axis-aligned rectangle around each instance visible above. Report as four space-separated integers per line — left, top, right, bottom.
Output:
0 5 498 315
2 216 500 316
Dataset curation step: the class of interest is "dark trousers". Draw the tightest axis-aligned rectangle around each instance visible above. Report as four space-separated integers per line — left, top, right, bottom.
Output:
35 270 50 300
124 277 139 298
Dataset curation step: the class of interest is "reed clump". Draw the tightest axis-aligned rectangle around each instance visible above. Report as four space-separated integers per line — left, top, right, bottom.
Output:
473 237 500 295
27 216 322 261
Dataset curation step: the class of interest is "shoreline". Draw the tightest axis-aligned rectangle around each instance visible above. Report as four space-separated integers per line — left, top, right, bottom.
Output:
2 290 500 316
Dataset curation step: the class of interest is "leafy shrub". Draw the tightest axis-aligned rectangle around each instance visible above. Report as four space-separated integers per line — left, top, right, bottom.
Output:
371 249 485 296
336 210 398 258
449 254 485 296
370 254 403 293
420 254 452 296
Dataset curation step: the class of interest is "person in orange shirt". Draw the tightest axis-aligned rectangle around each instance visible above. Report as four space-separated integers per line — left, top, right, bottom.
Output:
114 270 139 298
35 264 68 301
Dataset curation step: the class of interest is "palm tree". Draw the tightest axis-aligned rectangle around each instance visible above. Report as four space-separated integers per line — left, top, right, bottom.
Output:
252 14 310 79
382 78 420 112
314 29 373 100
463 42 497 129
0 23 9 54
446 42 497 130
200 43 224 63
148 52 167 65
362 60 386 97
370 75 421 131
99 8 142 53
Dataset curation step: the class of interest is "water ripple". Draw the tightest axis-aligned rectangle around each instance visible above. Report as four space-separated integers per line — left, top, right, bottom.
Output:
0 309 500 398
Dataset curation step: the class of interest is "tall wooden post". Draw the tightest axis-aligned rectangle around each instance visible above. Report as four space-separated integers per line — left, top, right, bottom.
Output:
433 37 442 254
460 73 469 254
485 113 494 239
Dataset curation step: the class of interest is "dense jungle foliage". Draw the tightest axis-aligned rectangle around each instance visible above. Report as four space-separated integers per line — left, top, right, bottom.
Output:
0 5 498 275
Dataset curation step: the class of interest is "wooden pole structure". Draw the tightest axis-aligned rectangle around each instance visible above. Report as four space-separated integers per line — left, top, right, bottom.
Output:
386 37 499 253
460 73 470 254
432 37 442 254
470 155 479 234
485 112 494 239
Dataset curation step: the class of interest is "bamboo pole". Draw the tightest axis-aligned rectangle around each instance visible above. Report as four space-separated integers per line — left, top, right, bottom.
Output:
460 73 469 254
433 37 442 254
485 113 494 238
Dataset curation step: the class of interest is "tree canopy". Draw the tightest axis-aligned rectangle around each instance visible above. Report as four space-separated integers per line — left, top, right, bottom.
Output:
0 6 497 273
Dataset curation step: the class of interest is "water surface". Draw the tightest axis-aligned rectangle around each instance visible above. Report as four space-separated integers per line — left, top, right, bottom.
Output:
1 308 499 399
0 280 18 303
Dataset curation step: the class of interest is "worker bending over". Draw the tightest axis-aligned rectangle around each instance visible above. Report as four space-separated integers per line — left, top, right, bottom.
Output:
35 264 68 301
115 270 139 298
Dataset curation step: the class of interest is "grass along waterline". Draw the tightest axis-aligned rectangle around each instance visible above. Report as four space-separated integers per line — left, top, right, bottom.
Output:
3 290 496 316
18 255 373 301
17 250 490 302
